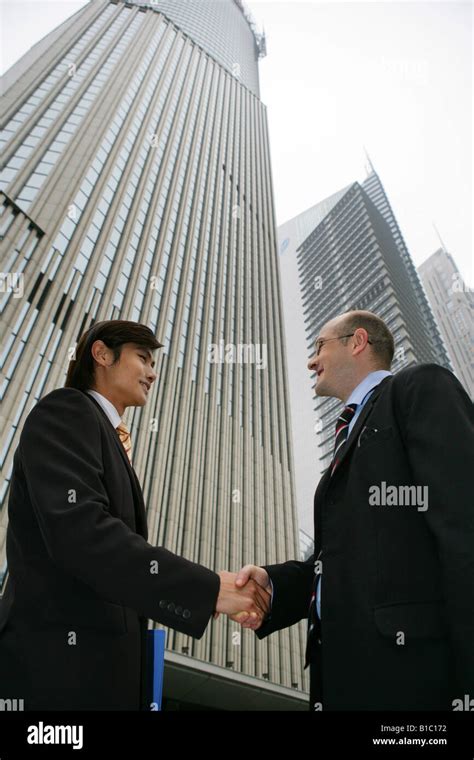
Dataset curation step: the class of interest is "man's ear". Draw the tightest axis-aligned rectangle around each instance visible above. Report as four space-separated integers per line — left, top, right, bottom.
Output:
91 339 112 368
352 328 369 355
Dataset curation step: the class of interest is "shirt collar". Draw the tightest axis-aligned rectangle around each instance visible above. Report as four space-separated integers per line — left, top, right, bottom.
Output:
87 389 122 429
345 370 392 408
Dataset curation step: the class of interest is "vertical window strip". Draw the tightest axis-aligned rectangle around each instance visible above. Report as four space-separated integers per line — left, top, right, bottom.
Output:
0 4 116 148
14 12 146 210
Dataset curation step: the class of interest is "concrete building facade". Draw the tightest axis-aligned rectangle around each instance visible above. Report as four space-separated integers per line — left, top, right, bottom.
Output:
418 247 473 398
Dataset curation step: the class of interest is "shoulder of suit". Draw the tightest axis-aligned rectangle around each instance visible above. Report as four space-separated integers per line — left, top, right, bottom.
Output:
23 387 100 427
392 363 456 385
389 363 461 402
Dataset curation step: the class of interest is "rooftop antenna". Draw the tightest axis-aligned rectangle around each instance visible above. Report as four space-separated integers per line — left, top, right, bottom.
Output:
433 222 448 254
363 146 375 176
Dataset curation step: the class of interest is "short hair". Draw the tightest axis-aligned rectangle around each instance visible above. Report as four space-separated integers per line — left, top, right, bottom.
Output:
339 310 395 368
65 320 162 391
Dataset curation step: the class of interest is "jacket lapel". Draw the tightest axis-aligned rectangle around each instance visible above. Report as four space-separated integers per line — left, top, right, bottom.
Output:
83 393 148 538
331 375 392 475
314 376 392 550
130 468 148 540
313 467 332 554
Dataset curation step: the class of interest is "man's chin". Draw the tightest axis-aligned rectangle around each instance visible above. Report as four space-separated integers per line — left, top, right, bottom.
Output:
128 396 147 407
315 382 328 397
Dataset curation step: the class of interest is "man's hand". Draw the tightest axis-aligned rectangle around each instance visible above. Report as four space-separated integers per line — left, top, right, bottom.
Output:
215 570 271 626
234 565 272 630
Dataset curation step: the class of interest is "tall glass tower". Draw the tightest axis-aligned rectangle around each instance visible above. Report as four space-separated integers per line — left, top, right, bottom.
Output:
0 0 307 708
277 166 452 531
301 174 451 473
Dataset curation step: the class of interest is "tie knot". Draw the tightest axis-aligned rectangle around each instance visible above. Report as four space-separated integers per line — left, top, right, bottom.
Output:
116 422 132 463
337 403 358 427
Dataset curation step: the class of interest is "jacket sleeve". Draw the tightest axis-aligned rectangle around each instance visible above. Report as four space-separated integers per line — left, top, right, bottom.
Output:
395 364 474 693
256 556 314 639
19 388 220 638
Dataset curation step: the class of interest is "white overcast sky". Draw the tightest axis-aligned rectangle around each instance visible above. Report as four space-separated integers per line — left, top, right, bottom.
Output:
1 0 472 284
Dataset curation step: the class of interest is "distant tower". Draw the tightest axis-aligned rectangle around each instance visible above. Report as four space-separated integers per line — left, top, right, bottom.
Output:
278 164 452 530
419 245 473 397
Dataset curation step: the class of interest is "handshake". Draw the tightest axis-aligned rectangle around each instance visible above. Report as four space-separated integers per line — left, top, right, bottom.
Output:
215 565 271 630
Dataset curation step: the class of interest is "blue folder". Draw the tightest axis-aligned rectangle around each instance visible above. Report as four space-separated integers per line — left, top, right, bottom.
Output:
147 629 166 710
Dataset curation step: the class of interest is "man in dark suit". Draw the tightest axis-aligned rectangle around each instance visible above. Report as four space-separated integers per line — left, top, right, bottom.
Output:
236 310 474 710
0 320 269 710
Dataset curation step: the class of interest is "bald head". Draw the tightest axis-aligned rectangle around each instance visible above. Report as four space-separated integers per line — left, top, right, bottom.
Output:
334 311 394 369
308 310 394 402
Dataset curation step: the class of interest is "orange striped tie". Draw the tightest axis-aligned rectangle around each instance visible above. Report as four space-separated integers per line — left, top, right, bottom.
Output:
116 422 133 464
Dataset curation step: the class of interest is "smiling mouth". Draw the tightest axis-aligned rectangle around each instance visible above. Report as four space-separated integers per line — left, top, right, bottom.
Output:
140 381 150 392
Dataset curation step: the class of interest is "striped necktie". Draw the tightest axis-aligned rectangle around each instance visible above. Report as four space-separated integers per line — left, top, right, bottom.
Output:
331 403 357 476
116 422 133 464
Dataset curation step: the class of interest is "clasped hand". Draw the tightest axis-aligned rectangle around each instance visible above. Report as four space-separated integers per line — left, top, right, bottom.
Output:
215 565 271 630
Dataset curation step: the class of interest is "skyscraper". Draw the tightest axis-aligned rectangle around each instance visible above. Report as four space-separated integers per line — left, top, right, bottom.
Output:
0 0 307 708
418 247 473 398
277 166 451 531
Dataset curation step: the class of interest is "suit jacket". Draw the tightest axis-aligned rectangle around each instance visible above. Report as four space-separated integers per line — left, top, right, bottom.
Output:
0 388 220 710
257 364 474 710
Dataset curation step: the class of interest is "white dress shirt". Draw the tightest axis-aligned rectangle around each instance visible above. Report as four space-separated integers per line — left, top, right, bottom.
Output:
86 389 122 429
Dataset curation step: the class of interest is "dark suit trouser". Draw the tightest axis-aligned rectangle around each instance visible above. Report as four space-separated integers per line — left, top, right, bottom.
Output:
308 618 323 711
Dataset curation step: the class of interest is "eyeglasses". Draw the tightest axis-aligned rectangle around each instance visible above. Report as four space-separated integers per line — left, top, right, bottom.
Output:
313 333 374 356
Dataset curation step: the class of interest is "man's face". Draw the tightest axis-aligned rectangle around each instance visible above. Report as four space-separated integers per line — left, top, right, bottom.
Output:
307 319 355 401
96 342 156 413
